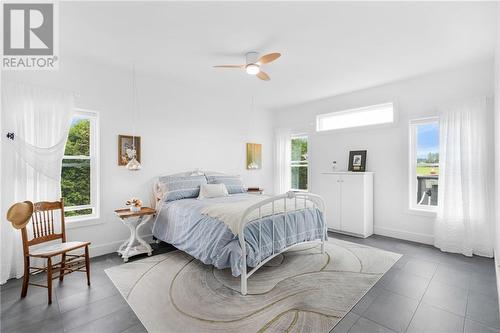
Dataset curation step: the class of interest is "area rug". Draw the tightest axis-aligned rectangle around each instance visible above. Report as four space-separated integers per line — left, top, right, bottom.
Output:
105 238 401 333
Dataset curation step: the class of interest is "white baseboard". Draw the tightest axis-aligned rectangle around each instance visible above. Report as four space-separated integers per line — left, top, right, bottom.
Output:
374 226 434 245
89 234 154 258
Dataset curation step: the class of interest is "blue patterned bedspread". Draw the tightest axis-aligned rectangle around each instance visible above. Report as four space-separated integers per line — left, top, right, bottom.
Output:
152 193 326 277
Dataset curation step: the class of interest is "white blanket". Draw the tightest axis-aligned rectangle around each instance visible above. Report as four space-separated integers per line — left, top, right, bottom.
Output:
200 195 313 234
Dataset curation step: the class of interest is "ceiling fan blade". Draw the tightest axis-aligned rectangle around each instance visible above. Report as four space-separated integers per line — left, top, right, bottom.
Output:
213 65 244 68
257 71 270 81
258 52 281 64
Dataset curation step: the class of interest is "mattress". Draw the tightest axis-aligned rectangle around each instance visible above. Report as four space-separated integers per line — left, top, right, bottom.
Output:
152 193 326 277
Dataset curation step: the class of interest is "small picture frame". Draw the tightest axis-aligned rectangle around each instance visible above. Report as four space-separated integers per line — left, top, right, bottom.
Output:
246 143 262 170
118 135 141 166
348 150 367 172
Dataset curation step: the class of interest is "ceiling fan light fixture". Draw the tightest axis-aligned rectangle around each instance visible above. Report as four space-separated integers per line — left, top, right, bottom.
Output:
245 64 260 75
214 51 280 81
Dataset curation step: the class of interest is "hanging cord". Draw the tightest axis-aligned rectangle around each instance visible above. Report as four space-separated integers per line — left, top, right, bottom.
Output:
125 63 141 170
251 95 256 134
132 64 136 152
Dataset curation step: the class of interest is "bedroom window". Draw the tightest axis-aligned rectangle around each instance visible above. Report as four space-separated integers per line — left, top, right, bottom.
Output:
316 102 394 132
291 135 308 191
61 109 99 221
409 118 439 212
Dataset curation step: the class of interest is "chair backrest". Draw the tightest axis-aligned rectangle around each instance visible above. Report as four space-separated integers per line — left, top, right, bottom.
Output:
21 198 66 254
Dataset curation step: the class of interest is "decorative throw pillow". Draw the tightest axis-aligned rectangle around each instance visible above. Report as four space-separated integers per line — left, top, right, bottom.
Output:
206 175 247 194
157 175 207 202
198 183 229 199
190 168 204 176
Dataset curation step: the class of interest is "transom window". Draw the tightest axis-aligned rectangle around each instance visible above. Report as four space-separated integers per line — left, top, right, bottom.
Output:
61 109 99 220
409 118 439 212
291 135 308 191
316 102 394 132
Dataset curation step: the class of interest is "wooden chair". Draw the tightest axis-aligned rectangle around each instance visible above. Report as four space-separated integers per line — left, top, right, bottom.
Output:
20 198 91 304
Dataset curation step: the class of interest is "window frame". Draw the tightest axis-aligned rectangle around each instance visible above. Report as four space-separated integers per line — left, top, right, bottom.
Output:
316 102 395 132
408 117 439 215
63 108 100 226
290 134 309 192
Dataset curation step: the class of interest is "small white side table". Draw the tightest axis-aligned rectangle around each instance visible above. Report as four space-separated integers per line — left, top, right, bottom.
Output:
114 207 156 262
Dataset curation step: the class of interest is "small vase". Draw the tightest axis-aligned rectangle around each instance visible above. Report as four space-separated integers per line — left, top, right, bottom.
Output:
130 206 141 212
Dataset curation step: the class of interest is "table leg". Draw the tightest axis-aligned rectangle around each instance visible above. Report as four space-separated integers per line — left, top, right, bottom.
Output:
137 215 153 256
122 216 141 262
117 239 129 255
116 213 154 262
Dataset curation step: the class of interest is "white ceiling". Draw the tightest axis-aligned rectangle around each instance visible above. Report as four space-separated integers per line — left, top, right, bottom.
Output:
61 1 497 109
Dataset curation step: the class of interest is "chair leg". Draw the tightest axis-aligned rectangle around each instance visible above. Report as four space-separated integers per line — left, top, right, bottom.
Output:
59 253 66 282
85 245 91 286
21 256 30 298
47 257 53 305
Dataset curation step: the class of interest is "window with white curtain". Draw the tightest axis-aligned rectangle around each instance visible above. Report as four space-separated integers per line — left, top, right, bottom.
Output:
61 109 99 221
291 135 308 191
316 102 394 132
409 118 439 212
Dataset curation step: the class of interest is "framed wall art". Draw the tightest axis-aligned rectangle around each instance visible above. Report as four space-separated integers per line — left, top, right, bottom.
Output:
246 143 262 169
118 135 141 166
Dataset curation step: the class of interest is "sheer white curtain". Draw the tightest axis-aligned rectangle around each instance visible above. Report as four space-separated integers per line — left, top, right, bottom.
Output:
434 98 494 257
1 82 75 284
274 128 291 194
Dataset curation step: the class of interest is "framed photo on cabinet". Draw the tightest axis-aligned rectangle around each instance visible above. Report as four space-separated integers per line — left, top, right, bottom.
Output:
348 150 367 172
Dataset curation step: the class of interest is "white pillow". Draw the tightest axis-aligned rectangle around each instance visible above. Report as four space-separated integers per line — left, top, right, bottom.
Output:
198 183 229 199
190 168 204 176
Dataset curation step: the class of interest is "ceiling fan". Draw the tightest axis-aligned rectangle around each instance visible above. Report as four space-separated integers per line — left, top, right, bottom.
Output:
213 51 281 81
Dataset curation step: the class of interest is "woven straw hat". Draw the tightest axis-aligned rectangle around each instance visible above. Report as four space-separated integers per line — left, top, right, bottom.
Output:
6 201 34 230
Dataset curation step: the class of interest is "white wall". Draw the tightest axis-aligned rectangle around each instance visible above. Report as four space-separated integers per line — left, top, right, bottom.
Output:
1 56 495 260
273 60 494 245
1 55 274 256
494 6 500 259
493 4 500 307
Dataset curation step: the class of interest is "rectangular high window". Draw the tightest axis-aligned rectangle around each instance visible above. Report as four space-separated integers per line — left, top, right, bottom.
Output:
409 118 439 212
316 102 394 132
291 135 308 191
61 110 99 221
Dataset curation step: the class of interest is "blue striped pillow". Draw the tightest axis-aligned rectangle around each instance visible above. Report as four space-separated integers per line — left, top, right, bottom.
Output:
158 175 207 202
206 175 247 194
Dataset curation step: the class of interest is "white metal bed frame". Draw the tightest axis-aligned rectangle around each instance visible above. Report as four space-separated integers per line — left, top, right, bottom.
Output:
238 191 326 295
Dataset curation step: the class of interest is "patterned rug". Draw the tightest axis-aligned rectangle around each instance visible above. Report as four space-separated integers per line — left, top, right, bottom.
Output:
105 238 401 333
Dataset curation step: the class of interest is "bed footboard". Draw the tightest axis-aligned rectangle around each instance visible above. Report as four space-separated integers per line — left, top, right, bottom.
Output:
238 191 326 295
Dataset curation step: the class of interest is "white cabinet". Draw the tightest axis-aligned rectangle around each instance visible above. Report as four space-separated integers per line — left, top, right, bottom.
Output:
315 172 373 238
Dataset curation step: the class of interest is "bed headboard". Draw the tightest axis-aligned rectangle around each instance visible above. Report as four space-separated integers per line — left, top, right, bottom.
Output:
151 170 241 209
151 169 212 209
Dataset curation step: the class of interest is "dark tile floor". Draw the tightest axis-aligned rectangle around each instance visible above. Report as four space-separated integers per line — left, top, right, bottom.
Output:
331 233 500 333
1 233 498 333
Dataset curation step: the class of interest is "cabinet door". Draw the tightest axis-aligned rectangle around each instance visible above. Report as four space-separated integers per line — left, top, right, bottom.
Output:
340 175 365 235
314 174 341 230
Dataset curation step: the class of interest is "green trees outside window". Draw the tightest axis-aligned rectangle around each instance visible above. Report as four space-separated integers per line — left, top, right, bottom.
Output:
291 136 308 190
61 117 93 217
